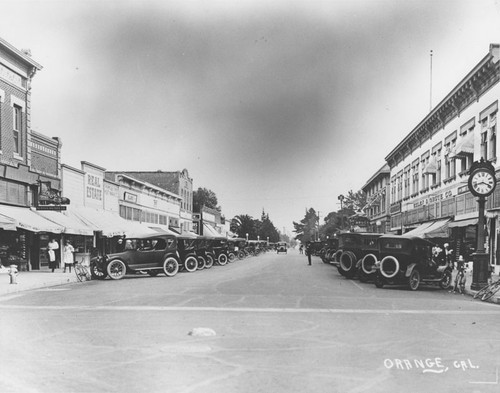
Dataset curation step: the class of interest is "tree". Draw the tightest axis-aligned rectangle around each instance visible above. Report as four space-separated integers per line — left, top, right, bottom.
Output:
293 208 318 243
231 214 257 239
193 187 220 212
342 190 367 212
258 209 280 243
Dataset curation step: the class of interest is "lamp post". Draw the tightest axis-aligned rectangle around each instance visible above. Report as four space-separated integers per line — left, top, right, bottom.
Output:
338 194 345 231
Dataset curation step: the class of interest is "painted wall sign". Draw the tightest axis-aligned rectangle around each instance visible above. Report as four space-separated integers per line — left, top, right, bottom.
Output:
412 189 456 209
124 192 138 204
85 174 103 201
0 63 24 89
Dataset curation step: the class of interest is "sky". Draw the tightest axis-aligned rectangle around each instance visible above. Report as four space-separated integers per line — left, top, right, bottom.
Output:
1 0 500 235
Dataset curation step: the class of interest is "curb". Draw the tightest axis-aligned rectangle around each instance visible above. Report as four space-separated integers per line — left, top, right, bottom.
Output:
0 273 79 296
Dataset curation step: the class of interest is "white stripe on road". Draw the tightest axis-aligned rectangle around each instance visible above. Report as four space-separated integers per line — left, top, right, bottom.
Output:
0 305 498 315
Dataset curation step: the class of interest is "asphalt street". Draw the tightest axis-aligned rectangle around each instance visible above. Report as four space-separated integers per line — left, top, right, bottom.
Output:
0 249 498 393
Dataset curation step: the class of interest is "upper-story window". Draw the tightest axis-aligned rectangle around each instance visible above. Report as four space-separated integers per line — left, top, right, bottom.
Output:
444 131 457 180
13 104 22 155
411 159 419 195
480 101 498 161
420 151 430 191
403 165 410 198
430 142 442 186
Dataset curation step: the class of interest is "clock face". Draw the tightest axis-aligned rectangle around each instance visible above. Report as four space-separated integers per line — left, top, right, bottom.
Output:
470 170 496 196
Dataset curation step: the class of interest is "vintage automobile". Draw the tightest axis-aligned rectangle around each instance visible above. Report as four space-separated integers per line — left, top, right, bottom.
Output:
321 238 339 264
90 234 180 280
373 235 453 291
336 233 382 279
193 237 215 270
276 241 288 254
227 238 247 260
207 237 229 265
176 235 200 272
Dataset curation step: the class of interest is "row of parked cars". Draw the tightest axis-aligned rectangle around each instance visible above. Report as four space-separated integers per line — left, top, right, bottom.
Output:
90 234 271 280
315 233 453 291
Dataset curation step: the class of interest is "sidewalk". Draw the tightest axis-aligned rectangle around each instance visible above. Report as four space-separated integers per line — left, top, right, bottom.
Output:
0 267 79 296
452 269 500 304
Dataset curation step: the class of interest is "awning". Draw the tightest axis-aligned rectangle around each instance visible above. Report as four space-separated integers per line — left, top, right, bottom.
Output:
35 210 94 236
0 205 64 233
0 215 17 231
67 207 157 238
423 155 437 174
450 132 474 158
403 218 450 238
203 223 222 238
448 218 478 228
149 225 178 236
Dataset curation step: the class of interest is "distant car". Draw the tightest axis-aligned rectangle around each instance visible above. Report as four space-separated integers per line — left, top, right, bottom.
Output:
373 235 452 291
91 235 180 280
277 242 288 254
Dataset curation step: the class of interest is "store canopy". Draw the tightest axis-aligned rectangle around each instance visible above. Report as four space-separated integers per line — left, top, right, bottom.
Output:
0 214 17 231
67 207 157 238
0 205 64 233
403 218 451 239
202 223 222 238
35 210 94 236
149 225 179 236
448 218 478 228
450 132 474 158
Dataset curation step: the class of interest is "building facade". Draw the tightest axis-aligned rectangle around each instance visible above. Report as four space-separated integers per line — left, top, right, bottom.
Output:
384 43 499 271
361 164 390 233
105 169 194 233
0 36 72 270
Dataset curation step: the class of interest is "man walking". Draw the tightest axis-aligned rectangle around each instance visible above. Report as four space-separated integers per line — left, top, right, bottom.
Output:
306 241 312 266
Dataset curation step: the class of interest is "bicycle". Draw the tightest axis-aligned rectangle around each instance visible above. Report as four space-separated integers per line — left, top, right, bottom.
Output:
473 277 500 301
74 261 91 282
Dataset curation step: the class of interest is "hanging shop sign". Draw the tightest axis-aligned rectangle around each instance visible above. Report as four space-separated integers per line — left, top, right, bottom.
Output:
36 180 70 210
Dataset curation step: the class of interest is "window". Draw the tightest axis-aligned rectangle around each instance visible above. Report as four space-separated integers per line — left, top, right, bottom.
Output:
480 101 498 161
404 166 410 198
411 160 419 195
444 131 457 180
431 143 442 187
13 104 22 155
420 151 430 191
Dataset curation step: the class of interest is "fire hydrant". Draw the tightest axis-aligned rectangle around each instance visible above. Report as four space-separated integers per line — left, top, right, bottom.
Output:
9 264 18 285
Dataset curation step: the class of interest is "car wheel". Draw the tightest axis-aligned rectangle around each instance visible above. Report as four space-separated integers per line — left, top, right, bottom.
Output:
205 255 214 268
91 263 107 280
333 250 343 264
439 270 452 289
107 260 127 280
408 269 420 291
147 270 159 277
197 256 206 270
184 256 198 272
218 254 228 266
163 257 179 277
228 253 236 262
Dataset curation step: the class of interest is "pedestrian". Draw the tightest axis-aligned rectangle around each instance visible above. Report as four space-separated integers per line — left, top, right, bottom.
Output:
47 238 59 272
306 241 312 266
63 240 75 273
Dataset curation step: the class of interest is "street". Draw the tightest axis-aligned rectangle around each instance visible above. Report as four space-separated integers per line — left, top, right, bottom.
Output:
0 249 498 393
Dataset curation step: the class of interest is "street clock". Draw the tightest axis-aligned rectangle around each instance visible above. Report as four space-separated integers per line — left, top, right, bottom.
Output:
468 158 497 198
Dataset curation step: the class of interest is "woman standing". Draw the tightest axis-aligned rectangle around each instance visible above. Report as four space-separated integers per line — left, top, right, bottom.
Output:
63 240 75 273
47 238 59 272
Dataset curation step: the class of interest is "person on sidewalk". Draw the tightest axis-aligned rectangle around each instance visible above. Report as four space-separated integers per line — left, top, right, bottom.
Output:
47 238 59 273
63 240 75 273
306 241 312 266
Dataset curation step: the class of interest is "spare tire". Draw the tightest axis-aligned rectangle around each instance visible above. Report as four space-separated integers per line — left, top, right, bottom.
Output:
333 250 343 264
361 254 378 275
380 256 400 279
340 251 357 277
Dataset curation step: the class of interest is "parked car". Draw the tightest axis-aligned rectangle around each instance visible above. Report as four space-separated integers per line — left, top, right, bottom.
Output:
373 235 453 291
176 235 200 272
321 238 339 264
193 237 215 269
277 242 288 254
90 235 180 280
336 233 382 279
207 237 229 265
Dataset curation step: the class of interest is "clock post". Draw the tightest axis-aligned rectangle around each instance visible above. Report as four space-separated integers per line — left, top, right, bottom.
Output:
467 158 497 290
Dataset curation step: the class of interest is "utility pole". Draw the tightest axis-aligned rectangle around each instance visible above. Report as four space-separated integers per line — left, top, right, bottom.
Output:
429 49 433 111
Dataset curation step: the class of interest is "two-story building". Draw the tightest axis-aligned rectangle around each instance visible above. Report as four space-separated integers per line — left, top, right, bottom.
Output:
361 163 391 233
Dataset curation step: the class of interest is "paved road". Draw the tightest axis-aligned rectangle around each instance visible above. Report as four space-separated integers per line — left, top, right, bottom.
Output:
0 250 498 393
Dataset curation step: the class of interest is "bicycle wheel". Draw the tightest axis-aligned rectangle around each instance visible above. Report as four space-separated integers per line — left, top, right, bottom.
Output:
481 282 500 301
74 264 84 282
473 282 491 299
83 266 91 281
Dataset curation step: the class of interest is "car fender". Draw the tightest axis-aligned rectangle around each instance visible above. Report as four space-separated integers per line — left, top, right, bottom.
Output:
405 263 418 278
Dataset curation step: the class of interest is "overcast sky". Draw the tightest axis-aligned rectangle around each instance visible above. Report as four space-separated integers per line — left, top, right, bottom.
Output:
1 0 499 234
